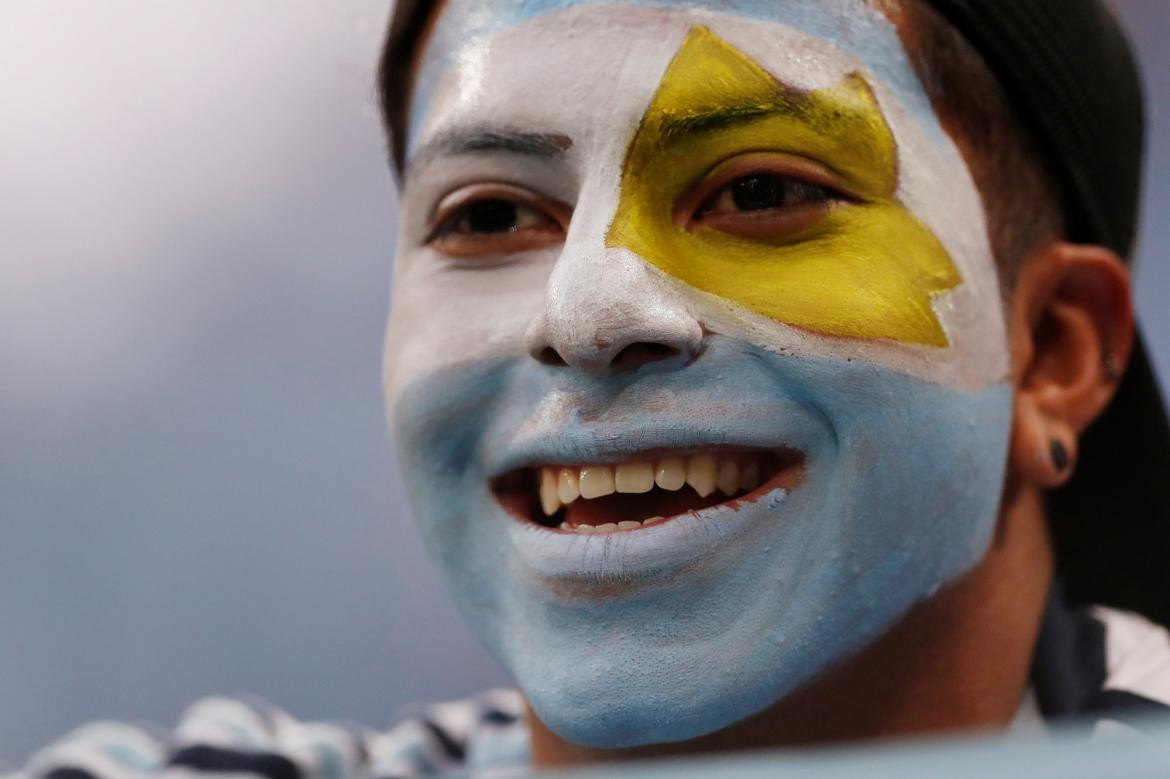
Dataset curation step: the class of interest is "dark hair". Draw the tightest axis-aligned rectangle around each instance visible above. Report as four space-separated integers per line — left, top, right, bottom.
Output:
875 0 1065 288
376 0 433 178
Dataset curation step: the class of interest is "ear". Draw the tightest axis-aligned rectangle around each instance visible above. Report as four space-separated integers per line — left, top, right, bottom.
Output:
1008 242 1135 489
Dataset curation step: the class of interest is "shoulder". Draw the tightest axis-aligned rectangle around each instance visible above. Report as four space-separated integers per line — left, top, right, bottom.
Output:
13 690 528 779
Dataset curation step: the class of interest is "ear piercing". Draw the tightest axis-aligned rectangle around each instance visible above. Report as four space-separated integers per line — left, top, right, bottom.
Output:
1103 351 1121 383
1050 439 1070 472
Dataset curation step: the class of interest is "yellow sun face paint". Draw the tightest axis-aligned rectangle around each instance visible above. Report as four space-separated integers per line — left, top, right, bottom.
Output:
606 26 960 346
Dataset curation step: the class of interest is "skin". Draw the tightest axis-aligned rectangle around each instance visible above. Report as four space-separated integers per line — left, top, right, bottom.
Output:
529 239 1135 766
388 0 1134 767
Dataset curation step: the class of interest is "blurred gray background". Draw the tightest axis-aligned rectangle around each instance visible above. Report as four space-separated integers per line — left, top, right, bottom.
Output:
0 0 1166 765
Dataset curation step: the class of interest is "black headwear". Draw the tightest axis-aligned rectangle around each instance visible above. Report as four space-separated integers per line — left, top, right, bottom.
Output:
379 0 1170 625
924 0 1169 627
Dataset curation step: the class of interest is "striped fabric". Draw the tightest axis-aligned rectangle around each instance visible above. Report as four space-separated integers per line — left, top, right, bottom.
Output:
10 598 1170 778
10 690 529 779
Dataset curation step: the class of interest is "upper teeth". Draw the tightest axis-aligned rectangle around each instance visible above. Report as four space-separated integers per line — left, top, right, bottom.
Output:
538 452 764 517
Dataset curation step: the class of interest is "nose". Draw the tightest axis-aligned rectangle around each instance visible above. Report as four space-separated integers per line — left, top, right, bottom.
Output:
526 245 704 375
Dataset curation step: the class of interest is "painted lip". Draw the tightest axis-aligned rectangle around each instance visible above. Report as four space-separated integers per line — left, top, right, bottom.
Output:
483 429 814 591
504 477 799 592
490 446 804 535
466 378 830 588
482 417 823 480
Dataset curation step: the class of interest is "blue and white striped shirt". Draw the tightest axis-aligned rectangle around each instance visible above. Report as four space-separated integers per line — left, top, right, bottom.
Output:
12 594 1170 778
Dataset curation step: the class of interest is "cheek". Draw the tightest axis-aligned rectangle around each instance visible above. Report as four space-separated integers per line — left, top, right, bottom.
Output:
385 251 557 389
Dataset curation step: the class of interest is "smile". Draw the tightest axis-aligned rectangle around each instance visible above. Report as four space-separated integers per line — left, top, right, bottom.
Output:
492 448 804 533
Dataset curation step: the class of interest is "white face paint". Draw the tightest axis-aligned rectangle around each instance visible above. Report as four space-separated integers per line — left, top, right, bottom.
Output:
385 1 1012 748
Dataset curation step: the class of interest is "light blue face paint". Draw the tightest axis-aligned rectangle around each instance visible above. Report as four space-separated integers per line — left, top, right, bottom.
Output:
389 0 1010 749
407 0 948 155
393 337 1013 747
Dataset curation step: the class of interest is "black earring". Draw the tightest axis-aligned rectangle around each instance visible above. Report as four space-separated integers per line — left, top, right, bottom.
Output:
1050 439 1070 472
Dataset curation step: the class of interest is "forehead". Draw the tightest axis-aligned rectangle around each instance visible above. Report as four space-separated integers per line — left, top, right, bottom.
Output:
408 0 947 156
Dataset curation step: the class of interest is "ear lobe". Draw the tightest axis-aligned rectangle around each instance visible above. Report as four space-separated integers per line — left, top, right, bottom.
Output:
1009 393 1077 488
1007 242 1134 489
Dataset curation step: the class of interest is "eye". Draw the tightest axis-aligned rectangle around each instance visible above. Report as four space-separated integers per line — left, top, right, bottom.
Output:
680 154 853 241
708 173 832 214
445 199 545 235
428 184 568 259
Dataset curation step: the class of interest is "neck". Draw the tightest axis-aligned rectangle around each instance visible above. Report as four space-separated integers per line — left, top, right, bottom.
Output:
529 481 1054 768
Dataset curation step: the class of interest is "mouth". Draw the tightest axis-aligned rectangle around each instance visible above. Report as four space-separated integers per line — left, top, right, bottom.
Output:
491 448 804 534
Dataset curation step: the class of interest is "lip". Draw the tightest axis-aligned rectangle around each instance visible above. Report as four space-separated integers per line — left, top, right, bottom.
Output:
483 417 823 480
487 433 811 591
458 357 832 590
491 446 803 533
504 476 797 592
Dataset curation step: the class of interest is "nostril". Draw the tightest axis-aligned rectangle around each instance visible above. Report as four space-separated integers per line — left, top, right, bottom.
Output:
535 346 568 367
611 342 680 372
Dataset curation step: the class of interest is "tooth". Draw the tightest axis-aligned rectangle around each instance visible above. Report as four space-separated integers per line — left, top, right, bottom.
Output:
579 466 616 499
559 522 568 530
655 457 686 491
541 468 562 516
686 453 717 498
594 522 618 533
617 520 642 530
740 457 760 492
644 516 666 526
558 468 580 504
574 524 595 534
717 456 740 496
615 462 654 493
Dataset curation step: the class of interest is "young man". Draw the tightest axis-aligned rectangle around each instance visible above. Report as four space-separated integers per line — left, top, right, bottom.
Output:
21 0 1170 776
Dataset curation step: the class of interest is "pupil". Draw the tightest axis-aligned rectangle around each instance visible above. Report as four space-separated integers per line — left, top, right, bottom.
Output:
466 200 518 233
730 174 784 211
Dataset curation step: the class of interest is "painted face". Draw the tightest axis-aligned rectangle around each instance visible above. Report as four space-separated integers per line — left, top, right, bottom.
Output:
385 0 1012 749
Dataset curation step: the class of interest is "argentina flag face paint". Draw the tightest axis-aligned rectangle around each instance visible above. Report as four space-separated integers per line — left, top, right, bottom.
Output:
385 0 1013 749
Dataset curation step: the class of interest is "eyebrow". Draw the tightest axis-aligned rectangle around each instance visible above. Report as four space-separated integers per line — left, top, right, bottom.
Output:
654 102 792 150
405 127 573 180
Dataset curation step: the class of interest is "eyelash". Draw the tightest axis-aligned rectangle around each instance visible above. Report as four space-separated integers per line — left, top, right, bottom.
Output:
425 184 570 257
695 173 841 219
430 199 552 239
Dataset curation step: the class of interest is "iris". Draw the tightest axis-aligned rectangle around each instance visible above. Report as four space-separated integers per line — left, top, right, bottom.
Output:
466 199 518 233
730 174 827 211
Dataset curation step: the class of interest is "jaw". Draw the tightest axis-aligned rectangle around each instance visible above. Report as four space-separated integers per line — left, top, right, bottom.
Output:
393 341 1016 749
527 509 1055 765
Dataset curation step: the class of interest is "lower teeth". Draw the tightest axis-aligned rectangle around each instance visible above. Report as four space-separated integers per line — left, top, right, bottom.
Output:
559 516 666 533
